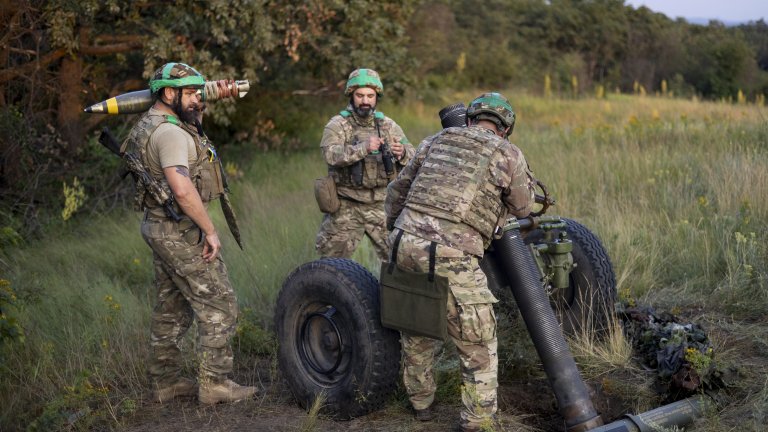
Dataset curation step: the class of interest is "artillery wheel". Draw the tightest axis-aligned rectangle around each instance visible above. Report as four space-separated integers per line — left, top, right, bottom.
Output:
274 258 401 419
524 218 617 335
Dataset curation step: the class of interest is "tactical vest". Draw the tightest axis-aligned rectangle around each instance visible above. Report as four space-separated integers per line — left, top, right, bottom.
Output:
122 112 226 214
404 127 505 242
329 110 393 189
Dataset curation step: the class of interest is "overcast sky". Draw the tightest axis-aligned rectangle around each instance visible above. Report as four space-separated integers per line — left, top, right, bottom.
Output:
625 0 766 24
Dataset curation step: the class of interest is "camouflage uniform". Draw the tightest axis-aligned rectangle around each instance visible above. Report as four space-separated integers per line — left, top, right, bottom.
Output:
385 125 535 429
125 107 237 387
315 106 415 259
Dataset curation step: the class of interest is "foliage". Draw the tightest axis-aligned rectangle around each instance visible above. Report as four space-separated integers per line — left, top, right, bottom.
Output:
3 1 768 242
0 93 766 431
405 1 768 100
0 0 416 237
61 177 87 221
0 279 24 349
26 370 111 432
234 307 277 356
682 23 755 98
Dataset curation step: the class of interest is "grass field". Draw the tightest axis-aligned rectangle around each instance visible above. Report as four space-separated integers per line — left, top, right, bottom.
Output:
1 91 766 431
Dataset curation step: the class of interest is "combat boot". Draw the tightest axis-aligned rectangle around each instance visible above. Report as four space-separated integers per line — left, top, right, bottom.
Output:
198 379 257 405
151 377 198 403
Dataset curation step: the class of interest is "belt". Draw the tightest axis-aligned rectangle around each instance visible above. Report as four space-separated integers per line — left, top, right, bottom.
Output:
143 209 193 227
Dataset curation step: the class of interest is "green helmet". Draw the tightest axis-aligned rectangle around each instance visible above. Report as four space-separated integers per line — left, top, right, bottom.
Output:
344 68 384 96
466 92 516 136
149 62 205 94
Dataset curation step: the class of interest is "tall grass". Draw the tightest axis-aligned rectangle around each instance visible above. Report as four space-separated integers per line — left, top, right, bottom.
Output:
1 92 766 430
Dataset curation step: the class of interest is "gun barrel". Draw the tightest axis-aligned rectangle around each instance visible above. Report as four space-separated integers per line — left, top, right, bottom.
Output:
439 102 467 129
84 80 251 115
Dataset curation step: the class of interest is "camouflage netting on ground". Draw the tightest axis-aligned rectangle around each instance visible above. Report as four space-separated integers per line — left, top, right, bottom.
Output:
617 303 726 396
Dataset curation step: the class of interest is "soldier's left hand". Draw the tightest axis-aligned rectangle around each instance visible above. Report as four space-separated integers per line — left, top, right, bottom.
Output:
390 141 405 160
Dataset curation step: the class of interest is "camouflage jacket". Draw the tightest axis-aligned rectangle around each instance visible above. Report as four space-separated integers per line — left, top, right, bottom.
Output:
385 126 535 257
321 106 415 203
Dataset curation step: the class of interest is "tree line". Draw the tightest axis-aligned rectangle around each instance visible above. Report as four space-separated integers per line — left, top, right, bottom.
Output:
0 0 766 243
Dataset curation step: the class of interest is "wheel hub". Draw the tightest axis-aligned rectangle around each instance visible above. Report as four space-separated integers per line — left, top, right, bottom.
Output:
300 306 345 376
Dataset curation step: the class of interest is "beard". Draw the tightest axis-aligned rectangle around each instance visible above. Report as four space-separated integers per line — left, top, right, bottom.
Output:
172 91 200 125
353 103 375 118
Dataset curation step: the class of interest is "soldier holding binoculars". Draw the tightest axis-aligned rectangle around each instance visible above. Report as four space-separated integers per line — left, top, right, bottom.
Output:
314 68 415 260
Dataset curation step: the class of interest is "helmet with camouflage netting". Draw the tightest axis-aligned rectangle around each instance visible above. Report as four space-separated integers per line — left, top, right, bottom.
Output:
344 68 384 96
466 92 516 137
149 62 205 95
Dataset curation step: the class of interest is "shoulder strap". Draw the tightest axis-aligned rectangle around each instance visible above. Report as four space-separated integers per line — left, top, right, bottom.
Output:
387 229 405 274
428 241 437 282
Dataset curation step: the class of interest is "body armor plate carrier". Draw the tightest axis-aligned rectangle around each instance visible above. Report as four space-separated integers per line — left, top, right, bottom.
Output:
405 127 506 242
122 112 226 215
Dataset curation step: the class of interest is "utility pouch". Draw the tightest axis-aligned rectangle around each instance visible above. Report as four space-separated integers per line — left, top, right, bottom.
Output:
380 233 448 340
314 175 340 213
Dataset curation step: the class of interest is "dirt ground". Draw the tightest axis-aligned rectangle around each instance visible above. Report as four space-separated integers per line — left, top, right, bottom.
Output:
120 370 634 432
121 341 637 431
120 376 565 432
120 308 766 432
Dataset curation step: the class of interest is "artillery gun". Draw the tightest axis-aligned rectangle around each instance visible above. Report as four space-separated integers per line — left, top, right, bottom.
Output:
274 104 708 431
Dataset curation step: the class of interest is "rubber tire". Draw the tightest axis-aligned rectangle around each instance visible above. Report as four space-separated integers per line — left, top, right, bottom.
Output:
274 258 401 419
523 218 617 335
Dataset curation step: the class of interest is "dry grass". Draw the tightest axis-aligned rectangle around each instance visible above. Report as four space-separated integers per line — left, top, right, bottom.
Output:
1 92 766 431
299 391 327 432
569 316 634 379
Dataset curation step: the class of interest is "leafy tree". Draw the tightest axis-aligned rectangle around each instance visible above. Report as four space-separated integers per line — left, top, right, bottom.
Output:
738 19 768 71
621 6 685 93
683 23 754 98
0 0 415 236
736 19 768 96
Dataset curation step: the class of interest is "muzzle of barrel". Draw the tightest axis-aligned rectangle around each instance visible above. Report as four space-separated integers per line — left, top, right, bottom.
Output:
439 102 467 128
491 224 603 432
587 396 708 432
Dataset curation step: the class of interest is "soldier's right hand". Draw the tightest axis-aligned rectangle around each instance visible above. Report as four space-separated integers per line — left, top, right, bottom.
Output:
202 231 221 262
366 136 383 153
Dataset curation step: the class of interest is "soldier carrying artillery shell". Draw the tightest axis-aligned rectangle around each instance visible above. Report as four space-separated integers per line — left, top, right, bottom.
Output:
106 62 256 404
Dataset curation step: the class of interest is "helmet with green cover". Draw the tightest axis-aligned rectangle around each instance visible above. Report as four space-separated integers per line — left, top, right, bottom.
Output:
149 62 205 94
466 92 516 137
344 68 384 96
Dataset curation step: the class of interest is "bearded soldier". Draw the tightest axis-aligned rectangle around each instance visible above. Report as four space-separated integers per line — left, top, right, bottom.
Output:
385 92 536 431
315 68 415 259
124 62 255 404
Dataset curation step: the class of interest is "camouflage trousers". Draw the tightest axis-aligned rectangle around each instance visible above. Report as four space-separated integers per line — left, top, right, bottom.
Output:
141 215 239 386
315 197 389 260
391 230 498 429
